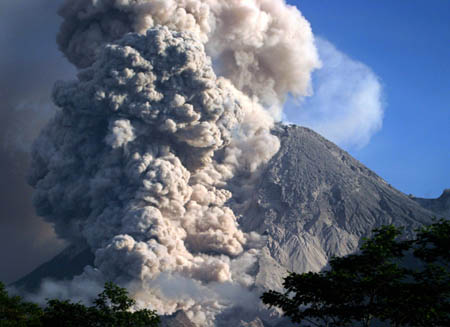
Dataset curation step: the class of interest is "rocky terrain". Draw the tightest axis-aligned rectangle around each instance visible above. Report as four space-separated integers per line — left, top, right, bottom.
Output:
240 125 437 293
411 189 450 219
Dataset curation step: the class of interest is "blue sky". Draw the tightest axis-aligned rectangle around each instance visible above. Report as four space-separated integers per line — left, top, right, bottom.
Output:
285 0 450 198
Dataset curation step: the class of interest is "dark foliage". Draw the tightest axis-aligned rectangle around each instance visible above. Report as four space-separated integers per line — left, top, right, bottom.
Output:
0 282 160 327
0 282 42 327
261 219 450 327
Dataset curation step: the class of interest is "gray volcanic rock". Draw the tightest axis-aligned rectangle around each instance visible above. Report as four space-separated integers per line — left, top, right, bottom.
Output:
240 124 436 290
411 189 450 219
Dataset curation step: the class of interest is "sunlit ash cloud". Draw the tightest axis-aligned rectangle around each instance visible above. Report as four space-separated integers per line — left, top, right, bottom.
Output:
25 1 321 326
285 37 384 150
5 0 384 325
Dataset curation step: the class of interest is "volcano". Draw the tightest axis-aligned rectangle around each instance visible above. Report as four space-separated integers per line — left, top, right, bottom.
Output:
239 124 440 291
14 124 444 326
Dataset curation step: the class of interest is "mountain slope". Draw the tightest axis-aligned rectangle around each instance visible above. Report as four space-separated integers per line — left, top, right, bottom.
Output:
240 125 436 290
411 189 450 219
12 244 94 292
13 124 441 326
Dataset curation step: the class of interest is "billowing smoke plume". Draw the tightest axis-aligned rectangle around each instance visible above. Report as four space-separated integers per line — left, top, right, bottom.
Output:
29 0 319 325
57 0 319 113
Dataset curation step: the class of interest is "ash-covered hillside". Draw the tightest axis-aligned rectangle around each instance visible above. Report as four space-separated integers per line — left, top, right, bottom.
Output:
239 124 437 293
411 189 450 219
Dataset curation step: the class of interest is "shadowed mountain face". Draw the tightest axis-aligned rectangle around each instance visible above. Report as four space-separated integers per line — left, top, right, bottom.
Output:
13 125 441 326
13 244 94 292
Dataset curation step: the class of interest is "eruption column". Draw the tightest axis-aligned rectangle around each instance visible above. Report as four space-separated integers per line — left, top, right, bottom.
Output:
30 27 276 322
29 0 320 325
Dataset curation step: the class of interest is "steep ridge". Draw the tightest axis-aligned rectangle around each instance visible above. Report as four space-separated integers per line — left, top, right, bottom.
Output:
411 189 450 219
240 124 436 291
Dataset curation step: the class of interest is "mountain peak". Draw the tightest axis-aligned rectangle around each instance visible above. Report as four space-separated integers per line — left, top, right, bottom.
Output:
240 124 435 288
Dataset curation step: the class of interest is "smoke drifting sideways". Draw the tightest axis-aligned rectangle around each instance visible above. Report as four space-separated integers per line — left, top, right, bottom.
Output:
27 0 320 325
284 38 384 150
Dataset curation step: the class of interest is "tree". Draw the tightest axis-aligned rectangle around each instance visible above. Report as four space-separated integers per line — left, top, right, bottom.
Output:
261 219 450 327
0 282 160 327
43 282 160 327
0 282 43 327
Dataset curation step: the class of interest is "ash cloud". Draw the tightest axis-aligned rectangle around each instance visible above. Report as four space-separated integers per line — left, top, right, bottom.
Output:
56 0 320 113
29 27 277 323
26 0 320 325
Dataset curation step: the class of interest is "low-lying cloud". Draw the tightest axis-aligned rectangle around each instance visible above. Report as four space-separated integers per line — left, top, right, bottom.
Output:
285 37 384 150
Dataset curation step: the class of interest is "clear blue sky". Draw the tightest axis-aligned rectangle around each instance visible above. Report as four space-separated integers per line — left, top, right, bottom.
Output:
287 0 450 198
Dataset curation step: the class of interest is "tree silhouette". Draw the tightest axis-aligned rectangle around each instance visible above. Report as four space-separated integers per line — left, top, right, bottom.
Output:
1 282 160 327
262 219 450 327
0 282 42 326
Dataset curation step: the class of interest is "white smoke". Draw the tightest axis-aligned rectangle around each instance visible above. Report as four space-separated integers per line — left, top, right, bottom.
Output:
28 0 320 325
285 38 384 149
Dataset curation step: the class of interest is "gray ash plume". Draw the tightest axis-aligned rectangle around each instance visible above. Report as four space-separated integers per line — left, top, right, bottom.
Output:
28 1 320 325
